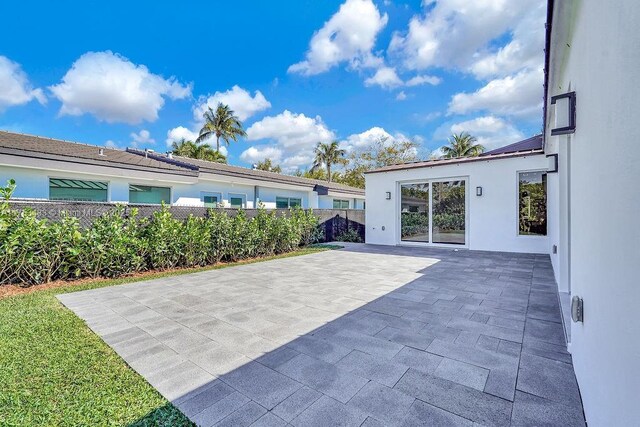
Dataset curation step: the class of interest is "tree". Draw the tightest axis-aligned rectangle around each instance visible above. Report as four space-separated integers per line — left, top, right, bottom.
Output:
311 141 346 183
196 103 247 152
338 138 422 188
255 158 282 173
440 132 485 158
170 139 227 163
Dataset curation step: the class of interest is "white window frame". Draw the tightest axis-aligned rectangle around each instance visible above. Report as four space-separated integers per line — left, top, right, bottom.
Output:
201 191 223 208
516 169 548 238
333 198 350 209
48 176 111 202
228 192 247 208
396 176 470 249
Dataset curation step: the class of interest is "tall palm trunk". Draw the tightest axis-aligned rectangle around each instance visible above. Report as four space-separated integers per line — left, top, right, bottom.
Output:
216 135 220 152
327 164 332 182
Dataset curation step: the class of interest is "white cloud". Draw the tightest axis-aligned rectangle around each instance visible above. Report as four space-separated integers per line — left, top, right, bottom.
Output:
129 129 155 147
469 1 546 79
240 146 283 165
166 126 198 145
396 91 407 101
288 0 388 75
105 140 118 149
246 110 334 148
364 67 403 89
0 56 46 110
49 51 191 124
389 0 541 71
193 85 270 122
343 126 395 149
164 126 228 156
364 67 442 90
405 74 442 87
448 68 543 119
435 115 524 150
243 110 335 170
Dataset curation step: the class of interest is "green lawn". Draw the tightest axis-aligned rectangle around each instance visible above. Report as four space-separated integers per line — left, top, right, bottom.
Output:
0 246 335 426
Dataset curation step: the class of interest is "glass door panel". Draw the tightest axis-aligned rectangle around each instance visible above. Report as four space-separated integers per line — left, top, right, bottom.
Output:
400 183 430 242
432 180 466 245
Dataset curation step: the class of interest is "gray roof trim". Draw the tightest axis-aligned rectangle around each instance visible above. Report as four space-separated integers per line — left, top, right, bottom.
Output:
0 131 199 176
365 150 545 174
131 152 365 196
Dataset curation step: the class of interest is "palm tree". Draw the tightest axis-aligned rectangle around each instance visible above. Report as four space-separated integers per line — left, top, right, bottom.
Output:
311 141 346 183
196 103 247 152
440 132 485 158
170 139 227 163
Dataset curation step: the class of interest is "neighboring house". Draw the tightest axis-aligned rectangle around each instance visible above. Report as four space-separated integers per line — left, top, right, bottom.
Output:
365 134 548 254
0 131 365 209
366 0 640 424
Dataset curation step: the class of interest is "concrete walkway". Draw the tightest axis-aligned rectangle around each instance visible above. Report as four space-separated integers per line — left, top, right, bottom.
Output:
59 244 585 426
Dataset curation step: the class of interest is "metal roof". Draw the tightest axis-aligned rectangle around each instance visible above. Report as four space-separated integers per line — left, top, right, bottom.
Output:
365 137 544 175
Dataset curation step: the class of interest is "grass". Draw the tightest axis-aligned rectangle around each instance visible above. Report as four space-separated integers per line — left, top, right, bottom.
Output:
0 245 335 426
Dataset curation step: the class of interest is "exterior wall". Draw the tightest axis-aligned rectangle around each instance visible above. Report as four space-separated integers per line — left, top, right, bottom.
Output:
254 186 312 209
0 162 364 210
365 154 548 253
172 181 257 208
318 194 366 209
546 1 640 424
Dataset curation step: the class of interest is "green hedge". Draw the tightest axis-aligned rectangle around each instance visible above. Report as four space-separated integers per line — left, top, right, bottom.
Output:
0 202 320 286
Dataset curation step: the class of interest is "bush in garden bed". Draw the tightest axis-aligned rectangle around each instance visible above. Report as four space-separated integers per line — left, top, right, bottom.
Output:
0 196 320 287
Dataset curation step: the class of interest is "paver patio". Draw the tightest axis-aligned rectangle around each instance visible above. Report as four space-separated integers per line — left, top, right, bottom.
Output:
58 244 585 426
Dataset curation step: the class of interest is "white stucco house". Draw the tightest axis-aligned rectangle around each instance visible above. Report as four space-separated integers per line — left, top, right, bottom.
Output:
365 135 548 254
366 0 640 424
0 131 365 209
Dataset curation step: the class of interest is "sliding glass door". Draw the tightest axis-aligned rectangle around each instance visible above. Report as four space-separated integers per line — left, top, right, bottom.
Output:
432 180 466 245
400 183 430 242
399 179 467 246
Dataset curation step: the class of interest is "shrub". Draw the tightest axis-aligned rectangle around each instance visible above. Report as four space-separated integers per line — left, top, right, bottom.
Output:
334 228 363 243
0 196 321 287
144 205 184 270
79 206 146 278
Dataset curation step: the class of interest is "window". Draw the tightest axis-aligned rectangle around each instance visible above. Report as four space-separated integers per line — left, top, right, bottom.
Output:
229 195 245 208
519 171 547 236
203 195 219 208
333 199 349 209
49 178 108 202
276 196 302 208
129 185 171 205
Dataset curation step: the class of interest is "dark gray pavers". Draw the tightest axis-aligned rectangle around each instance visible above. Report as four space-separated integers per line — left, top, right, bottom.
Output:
511 391 586 426
291 395 368 427
401 400 474 427
395 368 513 426
516 353 583 408
271 386 321 422
392 346 443 374
215 401 267 427
191 391 250 427
220 361 301 409
433 358 489 391
336 350 408 387
58 244 584 426
276 353 368 403
347 381 415 426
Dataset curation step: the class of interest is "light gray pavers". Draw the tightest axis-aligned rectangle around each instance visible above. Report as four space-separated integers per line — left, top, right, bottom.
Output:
58 243 584 426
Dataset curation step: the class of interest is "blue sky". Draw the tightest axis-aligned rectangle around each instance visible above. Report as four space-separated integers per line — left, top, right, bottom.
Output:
0 0 545 171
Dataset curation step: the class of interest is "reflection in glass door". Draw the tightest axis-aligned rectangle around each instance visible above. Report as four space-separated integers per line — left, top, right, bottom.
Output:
399 179 466 246
432 180 466 245
400 183 429 242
